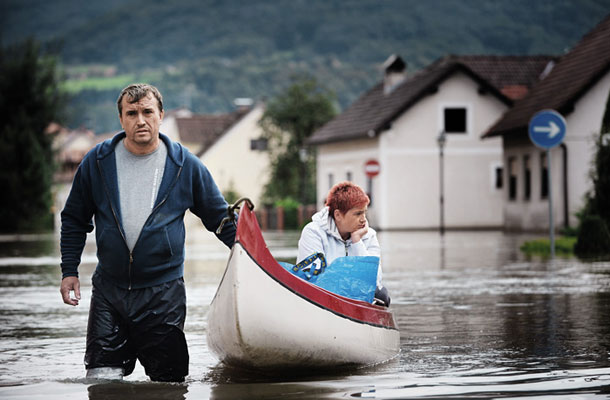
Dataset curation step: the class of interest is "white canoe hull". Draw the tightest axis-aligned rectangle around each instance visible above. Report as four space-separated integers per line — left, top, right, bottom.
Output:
206 206 400 368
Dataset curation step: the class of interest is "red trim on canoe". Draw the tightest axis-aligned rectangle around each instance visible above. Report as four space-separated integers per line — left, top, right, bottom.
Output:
235 206 398 330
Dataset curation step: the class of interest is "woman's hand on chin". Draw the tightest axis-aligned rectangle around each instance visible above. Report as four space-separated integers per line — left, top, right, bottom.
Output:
350 220 369 243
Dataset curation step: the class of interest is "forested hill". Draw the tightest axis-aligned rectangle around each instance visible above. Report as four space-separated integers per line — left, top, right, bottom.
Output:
2 0 609 132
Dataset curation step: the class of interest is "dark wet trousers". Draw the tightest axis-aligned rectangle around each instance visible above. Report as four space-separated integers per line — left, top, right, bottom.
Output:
85 272 189 382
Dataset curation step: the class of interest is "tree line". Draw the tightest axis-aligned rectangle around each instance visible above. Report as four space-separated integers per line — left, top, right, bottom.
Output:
4 0 607 132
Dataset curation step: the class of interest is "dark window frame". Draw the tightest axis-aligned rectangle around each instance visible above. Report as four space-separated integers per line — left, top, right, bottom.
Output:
540 152 549 199
444 107 468 134
508 157 517 201
250 137 268 151
523 155 531 201
495 166 503 189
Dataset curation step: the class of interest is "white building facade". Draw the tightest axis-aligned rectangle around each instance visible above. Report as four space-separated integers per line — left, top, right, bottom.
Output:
200 104 270 206
499 71 610 231
312 55 552 230
486 15 610 231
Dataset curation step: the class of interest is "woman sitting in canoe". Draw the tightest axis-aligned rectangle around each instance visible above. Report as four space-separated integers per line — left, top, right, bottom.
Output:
297 181 391 306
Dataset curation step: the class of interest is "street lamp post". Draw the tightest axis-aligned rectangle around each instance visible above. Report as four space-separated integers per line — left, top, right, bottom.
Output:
437 131 447 236
299 147 308 205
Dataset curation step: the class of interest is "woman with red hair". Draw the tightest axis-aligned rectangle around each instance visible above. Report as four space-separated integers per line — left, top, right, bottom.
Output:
297 181 390 306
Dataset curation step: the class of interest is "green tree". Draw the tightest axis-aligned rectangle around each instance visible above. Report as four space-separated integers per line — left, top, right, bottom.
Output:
575 89 610 257
222 180 242 204
259 76 337 206
0 39 66 232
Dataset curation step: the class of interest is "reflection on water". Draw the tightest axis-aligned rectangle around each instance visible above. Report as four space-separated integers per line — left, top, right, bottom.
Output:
0 226 609 399
87 381 189 399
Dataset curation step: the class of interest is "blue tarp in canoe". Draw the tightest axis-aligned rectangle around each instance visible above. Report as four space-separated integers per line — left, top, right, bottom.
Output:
280 255 379 303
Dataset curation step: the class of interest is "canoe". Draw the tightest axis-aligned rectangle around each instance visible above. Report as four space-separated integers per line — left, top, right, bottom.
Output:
206 199 400 369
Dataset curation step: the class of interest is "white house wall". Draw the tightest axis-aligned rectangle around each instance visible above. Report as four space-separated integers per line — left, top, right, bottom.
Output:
503 70 610 231
564 70 610 226
200 105 269 206
317 71 507 230
379 72 505 229
316 139 379 222
503 135 550 230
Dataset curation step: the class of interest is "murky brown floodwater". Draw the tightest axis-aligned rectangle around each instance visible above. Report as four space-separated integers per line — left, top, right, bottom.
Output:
1 220 609 399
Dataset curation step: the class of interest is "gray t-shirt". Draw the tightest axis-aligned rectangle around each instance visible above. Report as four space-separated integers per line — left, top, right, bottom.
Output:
115 139 167 251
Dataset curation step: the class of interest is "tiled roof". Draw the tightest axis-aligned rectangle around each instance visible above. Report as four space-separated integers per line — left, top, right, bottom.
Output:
484 15 610 138
309 55 554 145
176 108 249 156
457 55 556 100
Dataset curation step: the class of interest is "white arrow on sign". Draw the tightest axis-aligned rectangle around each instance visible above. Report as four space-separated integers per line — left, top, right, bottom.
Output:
533 121 561 138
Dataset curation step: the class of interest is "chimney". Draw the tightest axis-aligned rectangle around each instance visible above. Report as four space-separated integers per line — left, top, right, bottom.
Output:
234 97 254 112
383 54 407 94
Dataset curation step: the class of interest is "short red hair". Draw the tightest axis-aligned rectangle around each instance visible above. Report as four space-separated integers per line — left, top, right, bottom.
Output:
325 181 370 217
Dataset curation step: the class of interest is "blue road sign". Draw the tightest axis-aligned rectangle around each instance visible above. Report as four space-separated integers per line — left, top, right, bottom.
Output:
528 109 566 149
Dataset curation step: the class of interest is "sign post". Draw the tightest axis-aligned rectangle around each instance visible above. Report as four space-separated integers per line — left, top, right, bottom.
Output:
528 109 567 258
364 159 380 206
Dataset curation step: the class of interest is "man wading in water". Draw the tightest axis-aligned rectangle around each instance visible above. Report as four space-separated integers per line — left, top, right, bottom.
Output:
59 83 236 382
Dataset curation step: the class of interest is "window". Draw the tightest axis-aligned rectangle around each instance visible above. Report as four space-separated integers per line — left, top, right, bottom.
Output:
444 107 467 134
494 166 503 189
523 155 531 201
250 138 268 151
508 157 517 201
540 152 548 199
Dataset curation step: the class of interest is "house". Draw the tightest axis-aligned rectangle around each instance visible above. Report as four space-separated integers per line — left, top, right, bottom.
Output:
161 106 249 156
160 101 271 206
49 124 97 183
50 125 115 230
483 15 610 231
309 54 553 230
198 102 270 206
159 107 193 143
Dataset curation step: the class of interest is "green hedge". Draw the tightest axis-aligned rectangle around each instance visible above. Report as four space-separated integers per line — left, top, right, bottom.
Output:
520 236 577 257
275 197 300 230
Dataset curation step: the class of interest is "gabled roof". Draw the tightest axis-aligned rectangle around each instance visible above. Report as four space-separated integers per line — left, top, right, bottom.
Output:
484 15 610 138
309 54 554 145
175 107 250 156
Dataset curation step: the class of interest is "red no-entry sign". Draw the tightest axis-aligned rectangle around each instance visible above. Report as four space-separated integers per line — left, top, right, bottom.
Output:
364 159 380 178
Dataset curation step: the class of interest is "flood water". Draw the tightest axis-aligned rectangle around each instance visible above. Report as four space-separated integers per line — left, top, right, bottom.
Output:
1 218 609 399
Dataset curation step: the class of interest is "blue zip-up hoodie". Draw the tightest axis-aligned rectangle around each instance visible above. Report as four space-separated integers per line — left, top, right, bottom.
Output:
60 132 236 289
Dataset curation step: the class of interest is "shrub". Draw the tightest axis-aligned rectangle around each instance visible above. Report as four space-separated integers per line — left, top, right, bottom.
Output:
520 236 577 257
222 181 242 205
574 215 610 259
275 197 300 230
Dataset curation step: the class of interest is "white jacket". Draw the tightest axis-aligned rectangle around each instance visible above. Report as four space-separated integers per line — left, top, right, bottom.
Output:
297 207 383 287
